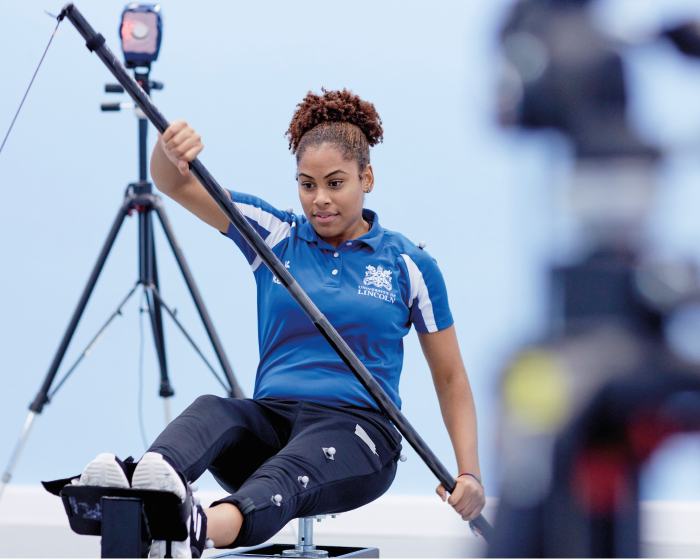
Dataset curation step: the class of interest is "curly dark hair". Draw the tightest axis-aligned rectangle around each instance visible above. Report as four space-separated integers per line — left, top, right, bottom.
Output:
285 88 383 171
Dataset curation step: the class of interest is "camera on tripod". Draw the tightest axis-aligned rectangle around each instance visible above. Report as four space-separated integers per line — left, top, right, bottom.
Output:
120 3 162 69
103 3 163 114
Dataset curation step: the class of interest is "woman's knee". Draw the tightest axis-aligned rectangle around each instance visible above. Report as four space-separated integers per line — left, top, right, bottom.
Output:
188 394 225 413
181 394 238 424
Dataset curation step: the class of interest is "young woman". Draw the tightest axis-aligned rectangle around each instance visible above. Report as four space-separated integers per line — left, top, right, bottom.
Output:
78 89 484 557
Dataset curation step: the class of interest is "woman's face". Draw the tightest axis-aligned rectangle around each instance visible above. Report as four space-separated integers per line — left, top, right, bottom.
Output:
297 144 374 247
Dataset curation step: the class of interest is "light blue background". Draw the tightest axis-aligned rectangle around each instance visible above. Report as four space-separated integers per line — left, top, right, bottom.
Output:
1 0 699 502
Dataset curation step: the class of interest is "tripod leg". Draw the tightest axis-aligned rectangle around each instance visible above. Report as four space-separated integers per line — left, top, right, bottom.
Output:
148 285 232 393
149 217 173 401
0 412 37 503
144 285 172 425
153 201 244 399
30 202 130 414
0 202 130 501
139 209 174 423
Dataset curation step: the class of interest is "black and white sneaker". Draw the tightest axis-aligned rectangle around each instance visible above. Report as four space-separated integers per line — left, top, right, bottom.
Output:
75 452 130 488
132 452 212 558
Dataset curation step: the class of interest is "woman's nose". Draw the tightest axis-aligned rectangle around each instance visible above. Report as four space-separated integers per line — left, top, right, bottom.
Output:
314 188 331 206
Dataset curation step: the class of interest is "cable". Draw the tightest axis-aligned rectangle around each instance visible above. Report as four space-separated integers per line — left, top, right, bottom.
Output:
138 290 149 452
0 17 62 158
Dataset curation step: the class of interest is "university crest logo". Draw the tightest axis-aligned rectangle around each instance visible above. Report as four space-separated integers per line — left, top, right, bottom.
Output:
363 265 393 291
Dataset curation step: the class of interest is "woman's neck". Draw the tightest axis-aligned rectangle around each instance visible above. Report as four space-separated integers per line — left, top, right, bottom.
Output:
321 218 370 248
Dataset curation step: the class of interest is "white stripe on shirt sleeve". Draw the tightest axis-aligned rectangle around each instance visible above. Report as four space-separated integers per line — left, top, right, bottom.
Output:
251 222 292 271
401 253 437 333
235 202 284 234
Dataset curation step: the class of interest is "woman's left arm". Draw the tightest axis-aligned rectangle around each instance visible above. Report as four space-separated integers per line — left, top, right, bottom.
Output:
417 324 485 521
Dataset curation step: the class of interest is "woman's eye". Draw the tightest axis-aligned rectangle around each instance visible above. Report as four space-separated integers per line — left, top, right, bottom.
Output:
329 180 343 188
301 182 314 190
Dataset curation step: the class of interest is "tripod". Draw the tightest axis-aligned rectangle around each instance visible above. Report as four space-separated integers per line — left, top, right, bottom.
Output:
0 67 244 502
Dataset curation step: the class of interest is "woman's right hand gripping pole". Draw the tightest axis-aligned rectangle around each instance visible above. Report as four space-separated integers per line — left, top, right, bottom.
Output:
158 119 203 176
150 120 231 233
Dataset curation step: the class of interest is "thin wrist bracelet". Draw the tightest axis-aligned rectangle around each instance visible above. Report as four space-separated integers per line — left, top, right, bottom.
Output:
458 472 483 487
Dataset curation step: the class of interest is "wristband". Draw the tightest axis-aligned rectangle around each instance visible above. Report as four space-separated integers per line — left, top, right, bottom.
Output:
458 472 483 487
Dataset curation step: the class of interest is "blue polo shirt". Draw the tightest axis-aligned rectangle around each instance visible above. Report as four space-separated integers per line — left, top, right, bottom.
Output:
225 190 454 410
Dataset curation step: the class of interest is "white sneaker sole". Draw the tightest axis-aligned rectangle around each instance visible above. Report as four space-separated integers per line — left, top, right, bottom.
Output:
132 452 187 501
79 453 129 488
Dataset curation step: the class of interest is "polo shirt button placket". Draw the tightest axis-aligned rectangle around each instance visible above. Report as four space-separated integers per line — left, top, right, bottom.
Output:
329 249 342 287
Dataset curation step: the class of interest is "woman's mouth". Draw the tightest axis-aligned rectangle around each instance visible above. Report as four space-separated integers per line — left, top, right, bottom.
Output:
314 212 337 224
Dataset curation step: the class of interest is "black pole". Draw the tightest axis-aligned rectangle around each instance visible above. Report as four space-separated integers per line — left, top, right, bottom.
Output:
139 120 148 181
141 206 173 398
134 67 173 399
149 233 174 398
136 69 149 183
59 3 493 540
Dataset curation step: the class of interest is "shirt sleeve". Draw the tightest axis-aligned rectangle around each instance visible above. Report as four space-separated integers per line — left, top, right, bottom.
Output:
400 251 454 333
223 190 295 266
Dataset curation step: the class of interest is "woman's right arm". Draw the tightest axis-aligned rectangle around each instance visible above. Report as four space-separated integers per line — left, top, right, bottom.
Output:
151 120 231 233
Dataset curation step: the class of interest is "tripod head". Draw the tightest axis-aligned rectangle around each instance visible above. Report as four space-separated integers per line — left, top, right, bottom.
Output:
101 72 163 189
102 78 163 111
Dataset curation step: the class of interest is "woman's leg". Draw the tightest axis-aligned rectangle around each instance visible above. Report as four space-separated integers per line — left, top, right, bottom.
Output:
146 395 289 488
210 401 403 548
139 397 298 551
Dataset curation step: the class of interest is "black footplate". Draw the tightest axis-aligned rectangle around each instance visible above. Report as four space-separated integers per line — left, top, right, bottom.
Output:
44 479 190 541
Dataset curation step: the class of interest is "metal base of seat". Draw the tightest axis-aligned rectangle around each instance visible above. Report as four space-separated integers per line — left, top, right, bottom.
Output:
213 514 378 559
212 544 378 559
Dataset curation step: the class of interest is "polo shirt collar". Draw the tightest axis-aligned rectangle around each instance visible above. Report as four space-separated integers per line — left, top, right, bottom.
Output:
359 209 384 250
297 209 384 252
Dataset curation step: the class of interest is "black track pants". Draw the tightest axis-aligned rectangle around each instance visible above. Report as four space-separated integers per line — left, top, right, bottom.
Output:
147 396 402 547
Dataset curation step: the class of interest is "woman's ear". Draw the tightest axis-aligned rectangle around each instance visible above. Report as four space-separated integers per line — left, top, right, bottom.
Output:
362 164 375 194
